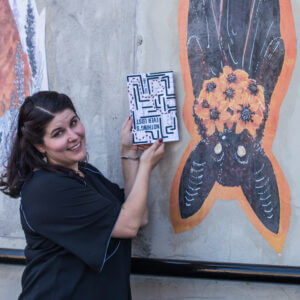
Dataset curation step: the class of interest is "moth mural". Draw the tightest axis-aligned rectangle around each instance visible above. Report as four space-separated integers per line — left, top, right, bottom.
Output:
171 0 296 253
0 0 48 175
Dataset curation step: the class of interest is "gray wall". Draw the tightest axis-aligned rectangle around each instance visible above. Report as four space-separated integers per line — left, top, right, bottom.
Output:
1 0 300 298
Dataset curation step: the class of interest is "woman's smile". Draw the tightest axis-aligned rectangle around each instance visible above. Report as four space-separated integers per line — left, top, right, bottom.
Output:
68 142 81 151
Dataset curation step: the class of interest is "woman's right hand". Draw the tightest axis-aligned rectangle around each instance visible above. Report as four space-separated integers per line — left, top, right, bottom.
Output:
113 138 164 238
140 139 165 171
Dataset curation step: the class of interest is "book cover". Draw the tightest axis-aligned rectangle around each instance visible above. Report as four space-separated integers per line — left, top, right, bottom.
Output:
127 71 179 145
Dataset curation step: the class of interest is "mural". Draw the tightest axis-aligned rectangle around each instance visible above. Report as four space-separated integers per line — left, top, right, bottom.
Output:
0 0 48 175
171 0 296 253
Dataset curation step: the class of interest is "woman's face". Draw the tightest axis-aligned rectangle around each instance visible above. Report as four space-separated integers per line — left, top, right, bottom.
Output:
37 108 86 171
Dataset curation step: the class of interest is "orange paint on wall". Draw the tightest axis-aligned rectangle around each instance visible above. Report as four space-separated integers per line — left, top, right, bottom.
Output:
0 0 31 116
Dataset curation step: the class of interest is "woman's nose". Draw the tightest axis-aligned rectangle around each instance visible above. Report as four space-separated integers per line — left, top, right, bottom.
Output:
67 129 78 142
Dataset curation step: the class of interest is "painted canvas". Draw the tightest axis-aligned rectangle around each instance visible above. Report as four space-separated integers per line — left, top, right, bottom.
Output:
0 0 48 175
127 71 179 144
171 0 296 253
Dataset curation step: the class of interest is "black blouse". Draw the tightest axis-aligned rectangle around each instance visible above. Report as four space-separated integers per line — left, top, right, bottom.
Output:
19 164 131 300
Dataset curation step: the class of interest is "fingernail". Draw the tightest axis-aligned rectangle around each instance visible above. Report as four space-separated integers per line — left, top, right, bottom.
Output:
159 138 163 142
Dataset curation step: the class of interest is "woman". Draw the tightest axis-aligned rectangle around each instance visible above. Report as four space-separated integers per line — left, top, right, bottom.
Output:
0 91 164 299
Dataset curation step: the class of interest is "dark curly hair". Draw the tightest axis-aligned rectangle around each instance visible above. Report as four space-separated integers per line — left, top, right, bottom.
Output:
0 91 84 198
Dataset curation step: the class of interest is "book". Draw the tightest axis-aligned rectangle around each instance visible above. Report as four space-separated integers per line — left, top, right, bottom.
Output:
127 71 179 145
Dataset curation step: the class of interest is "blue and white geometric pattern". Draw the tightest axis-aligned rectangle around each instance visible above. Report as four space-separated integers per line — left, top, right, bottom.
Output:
127 71 179 145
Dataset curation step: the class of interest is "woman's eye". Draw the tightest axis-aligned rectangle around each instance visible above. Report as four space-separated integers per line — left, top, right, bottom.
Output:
53 130 63 137
71 119 77 127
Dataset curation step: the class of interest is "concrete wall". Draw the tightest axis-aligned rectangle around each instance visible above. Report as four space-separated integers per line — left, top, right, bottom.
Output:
1 0 300 298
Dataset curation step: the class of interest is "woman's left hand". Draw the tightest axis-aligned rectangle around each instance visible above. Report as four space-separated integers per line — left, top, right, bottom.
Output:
121 116 152 154
121 117 138 154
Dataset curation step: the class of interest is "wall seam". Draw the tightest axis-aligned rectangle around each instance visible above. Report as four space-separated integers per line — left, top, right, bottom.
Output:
133 0 138 73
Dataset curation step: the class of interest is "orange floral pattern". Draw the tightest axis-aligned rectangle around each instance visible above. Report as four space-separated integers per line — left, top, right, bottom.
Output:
194 66 266 138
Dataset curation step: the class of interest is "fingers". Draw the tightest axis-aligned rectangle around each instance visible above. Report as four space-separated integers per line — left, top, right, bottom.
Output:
156 141 165 155
137 145 150 151
139 139 165 170
122 116 133 132
151 138 163 151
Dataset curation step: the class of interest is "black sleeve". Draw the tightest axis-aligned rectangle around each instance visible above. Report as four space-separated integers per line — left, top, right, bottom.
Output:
98 175 125 203
21 172 121 272
82 163 125 203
